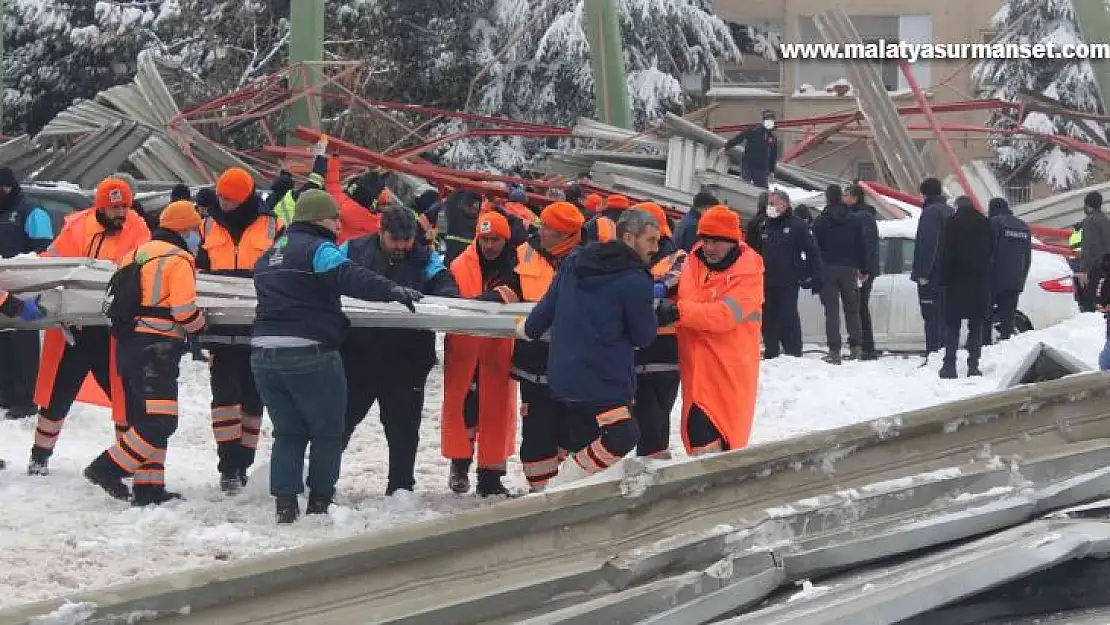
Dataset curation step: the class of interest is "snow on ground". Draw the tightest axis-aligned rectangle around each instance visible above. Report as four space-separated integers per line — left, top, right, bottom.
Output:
0 313 1104 608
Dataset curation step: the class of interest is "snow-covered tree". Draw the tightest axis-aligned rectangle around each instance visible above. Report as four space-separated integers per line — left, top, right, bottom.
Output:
972 0 1103 190
443 0 741 170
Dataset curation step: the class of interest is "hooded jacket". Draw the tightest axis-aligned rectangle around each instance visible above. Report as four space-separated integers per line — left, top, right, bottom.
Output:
813 201 866 269
523 241 657 405
0 181 52 257
911 195 954 283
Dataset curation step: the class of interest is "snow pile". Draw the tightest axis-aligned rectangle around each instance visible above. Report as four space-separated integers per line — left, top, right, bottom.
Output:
0 314 1104 608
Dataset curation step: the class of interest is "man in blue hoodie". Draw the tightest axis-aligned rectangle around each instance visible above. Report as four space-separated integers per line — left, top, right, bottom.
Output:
516 209 660 487
910 178 954 357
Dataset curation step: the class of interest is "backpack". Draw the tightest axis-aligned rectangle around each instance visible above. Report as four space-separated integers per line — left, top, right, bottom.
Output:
102 252 178 338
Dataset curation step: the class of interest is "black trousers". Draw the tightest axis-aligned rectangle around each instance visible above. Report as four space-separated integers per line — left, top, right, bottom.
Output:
762 284 802 358
917 283 947 353
859 276 875 353
983 290 1021 346
98 334 183 498
944 316 984 366
33 327 113 457
208 345 263 475
518 381 571 488
564 402 639 474
341 350 427 492
686 404 727 455
632 372 678 458
0 330 38 407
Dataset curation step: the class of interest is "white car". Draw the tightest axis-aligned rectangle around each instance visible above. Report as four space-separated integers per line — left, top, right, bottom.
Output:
798 218 1080 352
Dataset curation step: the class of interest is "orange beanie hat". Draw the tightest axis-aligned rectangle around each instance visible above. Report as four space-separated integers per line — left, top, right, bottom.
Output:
605 194 630 210
540 201 585 234
216 168 254 204
697 205 742 242
632 202 671 238
476 211 511 240
583 193 602 213
159 200 202 233
94 178 133 210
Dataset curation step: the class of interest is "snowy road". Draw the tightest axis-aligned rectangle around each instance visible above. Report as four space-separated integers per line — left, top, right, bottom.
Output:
0 313 1102 609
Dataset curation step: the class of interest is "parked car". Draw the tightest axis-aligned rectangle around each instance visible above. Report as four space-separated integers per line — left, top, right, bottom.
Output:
798 218 1080 353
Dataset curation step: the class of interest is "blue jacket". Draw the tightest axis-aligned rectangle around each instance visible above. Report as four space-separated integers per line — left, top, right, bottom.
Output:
0 185 51 258
911 195 954 283
252 222 398 349
523 241 657 406
341 234 459 376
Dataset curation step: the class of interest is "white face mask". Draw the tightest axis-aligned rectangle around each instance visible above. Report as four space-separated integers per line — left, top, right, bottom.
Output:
766 206 782 219
763 119 775 130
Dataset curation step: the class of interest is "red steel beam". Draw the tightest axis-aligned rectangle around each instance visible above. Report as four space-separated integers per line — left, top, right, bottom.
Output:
898 58 982 213
781 116 859 163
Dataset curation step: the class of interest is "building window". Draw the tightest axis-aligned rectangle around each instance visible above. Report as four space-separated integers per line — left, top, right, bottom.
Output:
1006 180 1033 204
856 161 877 181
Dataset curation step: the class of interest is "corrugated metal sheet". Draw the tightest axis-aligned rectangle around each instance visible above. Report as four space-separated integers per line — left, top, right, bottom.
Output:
1014 180 1110 228
35 121 153 188
0 135 58 179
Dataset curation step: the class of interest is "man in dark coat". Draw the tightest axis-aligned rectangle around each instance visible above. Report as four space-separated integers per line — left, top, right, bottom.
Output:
983 197 1031 345
937 196 993 379
748 190 822 359
0 166 52 419
675 191 719 252
718 109 779 188
340 207 460 496
1079 191 1110 312
911 178 954 357
845 184 880 360
813 185 868 363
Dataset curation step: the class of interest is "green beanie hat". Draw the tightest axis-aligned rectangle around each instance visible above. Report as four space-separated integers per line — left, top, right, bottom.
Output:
294 189 339 223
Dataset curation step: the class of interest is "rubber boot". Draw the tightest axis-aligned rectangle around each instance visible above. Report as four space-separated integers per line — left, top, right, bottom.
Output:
83 455 130 501
306 493 331 515
219 472 241 495
275 495 299 524
939 361 958 379
27 448 49 476
448 459 471 494
476 468 517 498
967 360 983 377
132 485 184 507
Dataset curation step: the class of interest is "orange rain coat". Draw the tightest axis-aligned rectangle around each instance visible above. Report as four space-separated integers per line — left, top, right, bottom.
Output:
440 245 518 469
676 242 765 452
37 208 150 424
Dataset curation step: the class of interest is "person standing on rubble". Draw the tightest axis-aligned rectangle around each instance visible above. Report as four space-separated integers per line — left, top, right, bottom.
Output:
717 110 779 189
84 201 207 505
251 190 422 524
582 194 630 243
516 209 660 488
0 166 53 420
511 202 585 492
28 178 151 476
338 206 459 498
911 178 954 360
441 211 520 497
631 202 683 459
675 207 765 454
196 167 282 494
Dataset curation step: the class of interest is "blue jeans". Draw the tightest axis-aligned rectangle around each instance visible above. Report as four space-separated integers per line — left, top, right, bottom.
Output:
1100 339 1110 371
251 346 346 499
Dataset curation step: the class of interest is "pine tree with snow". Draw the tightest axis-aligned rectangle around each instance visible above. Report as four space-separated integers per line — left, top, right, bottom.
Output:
441 0 741 170
971 0 1104 190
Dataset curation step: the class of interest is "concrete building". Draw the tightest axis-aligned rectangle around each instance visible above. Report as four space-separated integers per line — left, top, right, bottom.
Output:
706 1 1030 199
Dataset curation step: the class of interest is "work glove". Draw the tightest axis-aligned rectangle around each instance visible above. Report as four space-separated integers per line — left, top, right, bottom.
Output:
16 296 45 322
655 300 680 326
810 281 823 296
390 285 423 312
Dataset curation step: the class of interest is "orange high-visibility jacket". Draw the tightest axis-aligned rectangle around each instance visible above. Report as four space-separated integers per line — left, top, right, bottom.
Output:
201 214 280 275
676 242 764 452
325 156 381 244
37 208 150 422
117 240 206 340
441 245 518 468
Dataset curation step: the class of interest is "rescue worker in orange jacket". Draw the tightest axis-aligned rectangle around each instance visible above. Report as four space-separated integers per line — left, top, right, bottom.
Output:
197 167 282 493
673 206 765 455
518 209 661 488
631 202 685 459
0 288 47 470
511 201 585 492
29 178 151 476
84 201 206 505
582 194 631 243
442 211 520 497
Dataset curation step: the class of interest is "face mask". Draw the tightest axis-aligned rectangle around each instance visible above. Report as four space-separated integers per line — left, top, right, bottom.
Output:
767 207 782 219
184 230 201 254
763 119 775 130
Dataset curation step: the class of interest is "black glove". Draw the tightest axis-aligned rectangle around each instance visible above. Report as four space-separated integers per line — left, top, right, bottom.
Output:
810 282 822 296
655 300 679 326
391 286 423 312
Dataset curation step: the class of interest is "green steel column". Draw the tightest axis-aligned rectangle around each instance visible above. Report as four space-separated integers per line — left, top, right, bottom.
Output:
583 0 632 129
287 0 324 144
1071 0 1110 114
